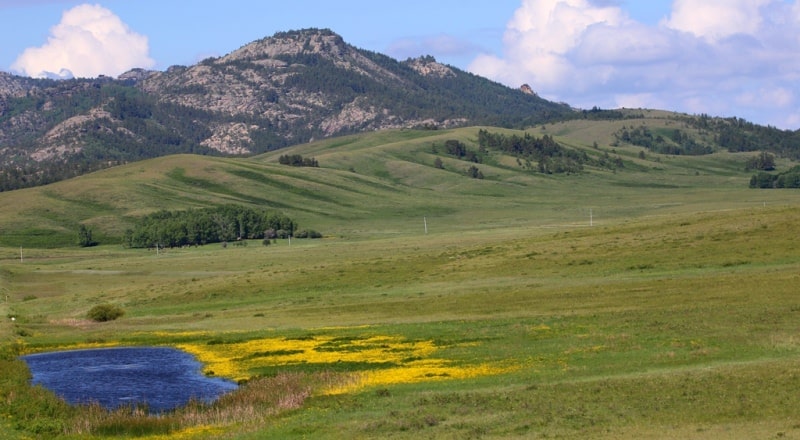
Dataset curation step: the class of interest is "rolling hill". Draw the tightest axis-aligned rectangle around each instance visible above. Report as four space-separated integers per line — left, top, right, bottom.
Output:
1 112 795 249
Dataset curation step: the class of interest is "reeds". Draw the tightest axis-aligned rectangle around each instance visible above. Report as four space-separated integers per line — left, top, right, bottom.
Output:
62 371 356 437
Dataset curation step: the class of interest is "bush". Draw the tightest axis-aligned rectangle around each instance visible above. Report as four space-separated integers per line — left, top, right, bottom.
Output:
77 224 97 247
87 304 125 322
294 229 323 239
466 165 484 179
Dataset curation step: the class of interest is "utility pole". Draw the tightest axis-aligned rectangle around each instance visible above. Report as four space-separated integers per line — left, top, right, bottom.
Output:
424 217 428 234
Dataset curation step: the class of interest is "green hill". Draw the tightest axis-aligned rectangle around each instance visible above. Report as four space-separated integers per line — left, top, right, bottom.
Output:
0 118 796 249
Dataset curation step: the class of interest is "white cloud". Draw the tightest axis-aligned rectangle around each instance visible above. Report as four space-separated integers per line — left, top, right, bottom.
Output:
11 3 154 78
469 0 800 128
484 0 628 89
664 0 771 42
737 86 794 108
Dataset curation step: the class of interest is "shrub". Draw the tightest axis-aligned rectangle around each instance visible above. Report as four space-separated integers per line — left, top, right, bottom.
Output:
294 229 323 239
466 165 484 179
77 224 97 247
87 304 125 322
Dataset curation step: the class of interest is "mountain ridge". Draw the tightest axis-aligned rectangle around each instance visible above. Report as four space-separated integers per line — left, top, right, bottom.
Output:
0 28 570 190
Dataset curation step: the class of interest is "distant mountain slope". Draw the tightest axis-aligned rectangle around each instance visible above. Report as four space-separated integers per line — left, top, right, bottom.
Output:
0 28 570 191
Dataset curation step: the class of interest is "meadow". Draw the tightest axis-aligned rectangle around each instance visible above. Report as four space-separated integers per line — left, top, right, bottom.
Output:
1 121 800 438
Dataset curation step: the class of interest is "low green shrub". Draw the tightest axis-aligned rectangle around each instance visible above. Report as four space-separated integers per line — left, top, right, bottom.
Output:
294 229 323 239
87 304 125 322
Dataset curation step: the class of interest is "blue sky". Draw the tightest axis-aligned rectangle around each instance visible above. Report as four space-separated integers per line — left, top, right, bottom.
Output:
2 0 799 129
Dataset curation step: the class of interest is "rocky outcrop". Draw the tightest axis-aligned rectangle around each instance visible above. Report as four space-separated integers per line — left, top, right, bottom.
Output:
520 84 536 96
406 57 456 78
200 122 256 155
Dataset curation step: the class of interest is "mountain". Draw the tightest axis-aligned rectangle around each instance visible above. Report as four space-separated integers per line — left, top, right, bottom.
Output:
0 28 571 191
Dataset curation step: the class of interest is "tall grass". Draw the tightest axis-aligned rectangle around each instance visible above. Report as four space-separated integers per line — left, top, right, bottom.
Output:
69 372 356 437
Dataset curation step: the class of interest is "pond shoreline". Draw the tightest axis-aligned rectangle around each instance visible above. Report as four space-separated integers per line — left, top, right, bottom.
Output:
21 346 238 413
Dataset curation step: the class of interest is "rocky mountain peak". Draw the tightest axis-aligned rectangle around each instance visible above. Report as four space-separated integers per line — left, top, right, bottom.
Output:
520 84 537 96
221 28 348 63
117 68 154 84
405 56 456 78
0 72 33 99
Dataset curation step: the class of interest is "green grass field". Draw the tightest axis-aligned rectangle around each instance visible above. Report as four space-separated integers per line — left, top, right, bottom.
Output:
1 122 800 438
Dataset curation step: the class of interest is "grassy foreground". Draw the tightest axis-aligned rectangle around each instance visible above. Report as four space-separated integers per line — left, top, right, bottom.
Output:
1 123 800 438
2 202 800 438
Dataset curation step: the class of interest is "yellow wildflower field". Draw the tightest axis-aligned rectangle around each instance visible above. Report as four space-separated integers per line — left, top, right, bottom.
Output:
176 335 513 393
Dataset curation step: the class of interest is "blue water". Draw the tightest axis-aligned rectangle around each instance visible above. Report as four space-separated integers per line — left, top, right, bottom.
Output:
21 346 238 413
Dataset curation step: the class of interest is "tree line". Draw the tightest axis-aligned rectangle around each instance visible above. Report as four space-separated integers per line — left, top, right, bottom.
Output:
278 154 319 167
750 165 800 189
122 205 307 248
615 126 713 155
476 129 589 174
679 114 800 160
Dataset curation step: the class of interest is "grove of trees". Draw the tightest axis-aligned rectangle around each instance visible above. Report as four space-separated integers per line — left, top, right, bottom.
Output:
745 151 776 171
615 126 713 155
477 129 589 174
278 154 319 167
123 205 302 248
749 165 800 189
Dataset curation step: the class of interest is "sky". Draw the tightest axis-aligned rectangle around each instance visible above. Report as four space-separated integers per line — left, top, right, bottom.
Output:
1 0 799 129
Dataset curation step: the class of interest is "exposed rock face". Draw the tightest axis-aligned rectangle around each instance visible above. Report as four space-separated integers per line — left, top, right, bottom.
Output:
520 84 536 96
406 57 456 78
117 68 153 83
0 72 32 99
32 107 115 160
200 122 256 155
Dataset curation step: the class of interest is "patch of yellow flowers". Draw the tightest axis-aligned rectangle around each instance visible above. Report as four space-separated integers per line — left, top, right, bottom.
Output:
137 425 222 440
176 335 512 394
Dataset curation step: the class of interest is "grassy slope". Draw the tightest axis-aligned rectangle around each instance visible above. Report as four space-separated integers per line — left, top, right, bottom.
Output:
2 117 800 438
2 117 792 248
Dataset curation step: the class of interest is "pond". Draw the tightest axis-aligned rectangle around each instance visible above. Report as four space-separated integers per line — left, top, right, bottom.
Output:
21 346 238 413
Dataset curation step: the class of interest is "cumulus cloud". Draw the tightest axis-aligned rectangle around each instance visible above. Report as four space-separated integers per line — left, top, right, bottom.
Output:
664 0 771 42
469 0 800 128
11 3 154 79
